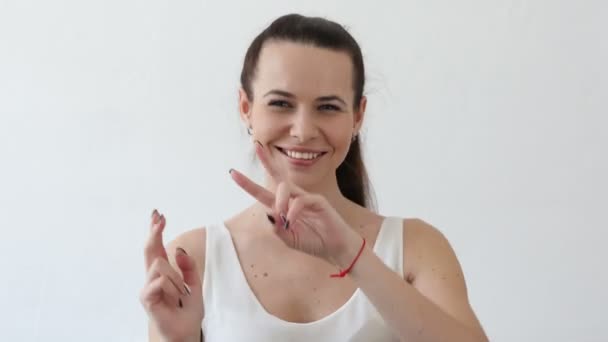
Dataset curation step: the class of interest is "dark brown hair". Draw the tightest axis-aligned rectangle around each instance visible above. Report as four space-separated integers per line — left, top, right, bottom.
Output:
240 14 375 209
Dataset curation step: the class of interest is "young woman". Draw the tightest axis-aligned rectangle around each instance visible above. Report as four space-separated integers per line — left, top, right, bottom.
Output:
140 14 488 342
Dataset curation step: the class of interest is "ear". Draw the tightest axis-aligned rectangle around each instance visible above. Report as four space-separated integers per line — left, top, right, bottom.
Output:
353 96 367 134
238 88 252 125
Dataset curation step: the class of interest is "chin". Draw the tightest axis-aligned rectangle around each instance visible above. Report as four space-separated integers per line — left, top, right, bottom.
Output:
283 169 334 191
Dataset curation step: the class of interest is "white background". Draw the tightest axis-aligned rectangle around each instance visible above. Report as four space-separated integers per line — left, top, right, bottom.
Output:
1 1 606 341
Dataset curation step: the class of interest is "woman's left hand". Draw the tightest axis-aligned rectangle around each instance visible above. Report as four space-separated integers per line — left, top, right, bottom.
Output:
229 143 362 269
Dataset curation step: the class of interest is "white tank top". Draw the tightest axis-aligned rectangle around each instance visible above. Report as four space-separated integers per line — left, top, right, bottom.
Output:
201 216 404 341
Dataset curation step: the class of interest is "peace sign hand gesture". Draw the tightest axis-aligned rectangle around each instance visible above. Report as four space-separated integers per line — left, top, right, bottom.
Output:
229 143 363 270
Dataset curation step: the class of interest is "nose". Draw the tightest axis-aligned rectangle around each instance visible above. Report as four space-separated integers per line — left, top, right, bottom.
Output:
289 109 319 142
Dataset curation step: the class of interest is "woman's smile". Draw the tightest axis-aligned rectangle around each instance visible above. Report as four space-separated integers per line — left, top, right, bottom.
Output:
275 146 329 167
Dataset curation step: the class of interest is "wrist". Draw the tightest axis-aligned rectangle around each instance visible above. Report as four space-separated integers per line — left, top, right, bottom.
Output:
330 232 365 270
164 332 200 342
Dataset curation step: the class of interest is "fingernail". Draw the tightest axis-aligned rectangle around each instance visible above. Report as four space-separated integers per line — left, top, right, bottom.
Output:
176 247 188 255
279 213 289 230
178 298 183 308
184 283 191 296
266 214 275 225
229 168 234 174
151 209 158 218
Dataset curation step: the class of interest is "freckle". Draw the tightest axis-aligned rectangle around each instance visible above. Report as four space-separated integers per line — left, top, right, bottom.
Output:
313 287 317 292
263 272 268 277
441 276 446 280
431 268 435 272
250 264 254 268
254 274 258 278
317 299 320 304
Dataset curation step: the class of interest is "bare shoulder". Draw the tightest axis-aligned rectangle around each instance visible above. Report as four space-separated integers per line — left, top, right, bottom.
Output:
402 218 486 335
165 227 207 281
402 218 459 276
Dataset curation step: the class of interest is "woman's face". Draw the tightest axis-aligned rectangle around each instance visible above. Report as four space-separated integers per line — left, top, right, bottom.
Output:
240 40 366 187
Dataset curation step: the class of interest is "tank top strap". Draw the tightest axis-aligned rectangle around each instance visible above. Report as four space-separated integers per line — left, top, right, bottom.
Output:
371 216 404 277
202 223 260 322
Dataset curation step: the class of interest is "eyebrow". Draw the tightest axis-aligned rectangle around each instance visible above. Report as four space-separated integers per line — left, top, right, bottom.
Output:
263 89 347 106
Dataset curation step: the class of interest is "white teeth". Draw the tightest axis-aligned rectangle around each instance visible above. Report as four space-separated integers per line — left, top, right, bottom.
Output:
284 149 321 160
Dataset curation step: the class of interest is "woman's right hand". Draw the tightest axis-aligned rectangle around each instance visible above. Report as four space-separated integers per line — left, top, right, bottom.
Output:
139 209 203 342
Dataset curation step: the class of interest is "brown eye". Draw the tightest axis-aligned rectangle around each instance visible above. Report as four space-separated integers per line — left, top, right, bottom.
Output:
269 100 292 108
319 104 340 111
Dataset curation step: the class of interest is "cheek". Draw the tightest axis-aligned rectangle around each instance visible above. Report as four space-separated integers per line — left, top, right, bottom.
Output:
333 132 351 150
251 105 280 135
326 119 354 152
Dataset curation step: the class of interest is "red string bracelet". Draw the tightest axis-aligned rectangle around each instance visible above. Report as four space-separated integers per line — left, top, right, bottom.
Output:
330 237 366 278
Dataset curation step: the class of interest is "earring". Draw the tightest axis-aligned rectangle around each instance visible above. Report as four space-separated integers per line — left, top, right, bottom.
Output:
352 133 358 142
247 126 253 136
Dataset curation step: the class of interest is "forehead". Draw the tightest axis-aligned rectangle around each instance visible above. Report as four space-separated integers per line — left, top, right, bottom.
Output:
253 40 354 100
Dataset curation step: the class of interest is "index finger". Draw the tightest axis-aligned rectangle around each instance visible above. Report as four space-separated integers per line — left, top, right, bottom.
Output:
229 168 275 208
144 209 168 270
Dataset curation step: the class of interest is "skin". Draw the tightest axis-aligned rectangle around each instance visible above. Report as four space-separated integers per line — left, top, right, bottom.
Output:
142 40 488 341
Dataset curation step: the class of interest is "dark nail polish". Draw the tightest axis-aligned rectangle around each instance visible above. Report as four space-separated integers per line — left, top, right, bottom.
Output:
229 168 234 174
176 247 188 255
266 214 275 225
279 213 288 230
178 298 183 308
151 209 158 218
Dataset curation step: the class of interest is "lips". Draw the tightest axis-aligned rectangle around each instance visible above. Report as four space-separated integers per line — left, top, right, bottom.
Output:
275 146 327 161
275 145 327 153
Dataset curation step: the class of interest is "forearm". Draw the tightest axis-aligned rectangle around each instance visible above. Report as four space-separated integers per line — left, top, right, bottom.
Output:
336 243 487 342
150 334 199 342
148 323 201 342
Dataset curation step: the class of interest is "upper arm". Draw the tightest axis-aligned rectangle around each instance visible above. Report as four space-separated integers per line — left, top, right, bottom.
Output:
404 219 486 338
